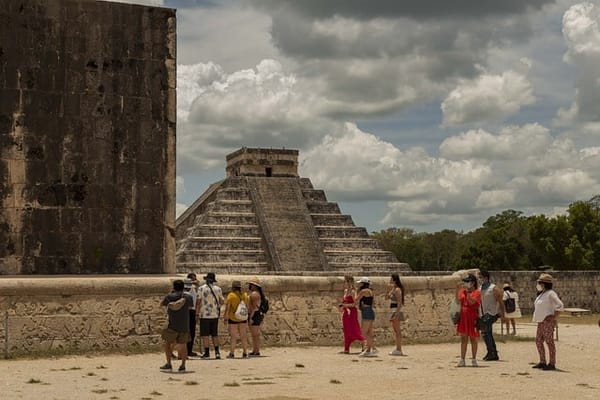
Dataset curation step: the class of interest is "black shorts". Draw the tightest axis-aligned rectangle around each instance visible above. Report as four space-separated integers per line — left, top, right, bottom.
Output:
199 318 219 337
250 311 264 326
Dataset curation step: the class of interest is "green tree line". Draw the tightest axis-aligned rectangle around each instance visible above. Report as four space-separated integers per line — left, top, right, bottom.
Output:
371 196 600 271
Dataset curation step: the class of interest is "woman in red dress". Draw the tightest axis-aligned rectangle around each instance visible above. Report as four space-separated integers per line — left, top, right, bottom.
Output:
339 275 365 353
456 273 481 367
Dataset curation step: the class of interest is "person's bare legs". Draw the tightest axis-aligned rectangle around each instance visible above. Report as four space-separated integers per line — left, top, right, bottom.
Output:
176 342 187 367
362 320 374 351
250 325 261 353
239 323 248 355
211 336 220 352
469 336 478 359
229 324 239 356
391 319 402 352
460 335 468 359
510 319 517 335
164 341 173 365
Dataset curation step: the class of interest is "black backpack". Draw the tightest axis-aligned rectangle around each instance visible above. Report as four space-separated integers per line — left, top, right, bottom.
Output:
504 293 516 313
259 297 269 314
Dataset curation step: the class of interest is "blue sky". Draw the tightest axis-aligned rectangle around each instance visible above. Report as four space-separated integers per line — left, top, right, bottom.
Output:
111 0 600 233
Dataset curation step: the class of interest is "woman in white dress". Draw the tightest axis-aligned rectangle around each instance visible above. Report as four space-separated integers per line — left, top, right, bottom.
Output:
502 283 521 335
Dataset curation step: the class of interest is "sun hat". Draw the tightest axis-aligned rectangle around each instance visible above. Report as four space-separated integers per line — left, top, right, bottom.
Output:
248 278 261 288
502 283 512 289
356 277 371 284
231 280 242 289
537 273 554 284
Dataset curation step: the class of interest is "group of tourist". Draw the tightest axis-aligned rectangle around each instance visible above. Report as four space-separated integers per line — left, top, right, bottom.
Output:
342 270 564 372
159 270 564 373
455 270 564 370
159 273 267 372
339 274 407 357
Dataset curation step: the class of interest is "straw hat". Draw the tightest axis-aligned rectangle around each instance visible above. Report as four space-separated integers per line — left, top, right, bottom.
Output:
502 283 512 289
537 273 554 284
248 278 261 288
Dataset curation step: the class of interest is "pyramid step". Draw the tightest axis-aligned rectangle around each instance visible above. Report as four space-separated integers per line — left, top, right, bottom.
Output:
211 199 254 213
298 178 314 189
177 249 267 263
204 212 257 225
315 226 369 238
215 187 251 201
302 189 327 202
324 250 400 264
320 238 383 250
327 262 411 272
306 202 341 214
186 224 260 237
177 262 270 275
178 237 263 250
311 214 354 226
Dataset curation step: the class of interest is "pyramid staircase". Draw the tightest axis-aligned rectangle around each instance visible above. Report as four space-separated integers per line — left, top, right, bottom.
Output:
176 176 410 274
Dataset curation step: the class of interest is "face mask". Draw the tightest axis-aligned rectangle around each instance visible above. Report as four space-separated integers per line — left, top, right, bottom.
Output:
536 283 543 292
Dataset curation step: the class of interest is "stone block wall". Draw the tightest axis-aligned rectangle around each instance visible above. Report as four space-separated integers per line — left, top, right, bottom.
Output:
0 274 459 357
0 0 176 274
490 271 600 314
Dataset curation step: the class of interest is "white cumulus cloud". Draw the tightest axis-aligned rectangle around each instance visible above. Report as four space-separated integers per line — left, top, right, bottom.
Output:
441 63 535 125
439 123 551 160
558 2 600 121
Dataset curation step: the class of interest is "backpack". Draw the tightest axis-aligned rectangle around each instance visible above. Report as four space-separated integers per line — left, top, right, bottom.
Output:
234 296 249 321
259 297 269 315
504 293 516 313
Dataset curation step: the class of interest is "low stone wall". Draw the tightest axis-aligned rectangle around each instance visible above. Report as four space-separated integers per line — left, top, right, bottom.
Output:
0 274 459 357
489 271 600 314
407 270 600 314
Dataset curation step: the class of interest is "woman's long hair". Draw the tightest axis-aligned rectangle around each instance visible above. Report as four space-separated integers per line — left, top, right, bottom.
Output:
250 283 265 300
391 273 405 305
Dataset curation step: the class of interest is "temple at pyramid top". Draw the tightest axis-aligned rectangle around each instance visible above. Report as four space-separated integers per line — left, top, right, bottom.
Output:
226 147 299 177
176 147 410 275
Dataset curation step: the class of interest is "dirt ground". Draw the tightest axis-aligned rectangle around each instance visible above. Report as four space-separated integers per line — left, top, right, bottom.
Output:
1 320 599 400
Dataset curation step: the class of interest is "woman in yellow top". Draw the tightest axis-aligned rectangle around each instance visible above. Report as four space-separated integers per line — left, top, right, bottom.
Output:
224 280 249 358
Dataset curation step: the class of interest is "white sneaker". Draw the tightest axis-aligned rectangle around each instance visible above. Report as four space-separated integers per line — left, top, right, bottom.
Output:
389 349 403 356
471 358 478 367
358 350 368 357
457 359 466 367
365 351 378 357
371 348 379 354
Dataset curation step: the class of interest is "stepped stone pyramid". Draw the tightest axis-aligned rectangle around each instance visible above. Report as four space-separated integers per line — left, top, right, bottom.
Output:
175 148 410 274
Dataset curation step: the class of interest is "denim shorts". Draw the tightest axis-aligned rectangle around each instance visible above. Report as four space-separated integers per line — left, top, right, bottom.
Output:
361 306 375 321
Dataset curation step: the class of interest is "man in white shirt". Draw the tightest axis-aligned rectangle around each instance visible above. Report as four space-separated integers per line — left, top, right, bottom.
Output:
478 270 505 361
197 272 225 359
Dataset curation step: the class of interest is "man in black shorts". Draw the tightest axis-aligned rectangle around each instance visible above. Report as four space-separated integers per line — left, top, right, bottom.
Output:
197 272 225 359
160 279 194 372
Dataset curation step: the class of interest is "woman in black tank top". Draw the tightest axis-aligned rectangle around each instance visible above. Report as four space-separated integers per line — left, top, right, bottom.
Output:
355 277 376 357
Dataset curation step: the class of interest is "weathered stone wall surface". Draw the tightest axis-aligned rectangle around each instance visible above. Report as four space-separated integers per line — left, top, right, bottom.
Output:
0 0 176 274
0 274 458 357
4 272 594 357
488 271 600 314
404 270 600 313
